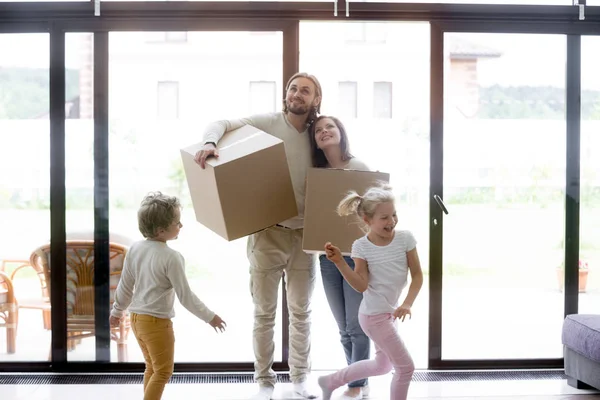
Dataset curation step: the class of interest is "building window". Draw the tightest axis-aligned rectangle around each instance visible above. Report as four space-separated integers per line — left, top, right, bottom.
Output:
146 32 188 43
157 81 179 119
249 81 277 114
373 81 393 119
338 81 358 118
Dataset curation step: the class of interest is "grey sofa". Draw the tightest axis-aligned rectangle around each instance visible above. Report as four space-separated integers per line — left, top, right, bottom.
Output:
562 314 600 390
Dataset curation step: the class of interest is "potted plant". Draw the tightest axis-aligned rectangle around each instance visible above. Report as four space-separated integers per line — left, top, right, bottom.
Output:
557 260 589 293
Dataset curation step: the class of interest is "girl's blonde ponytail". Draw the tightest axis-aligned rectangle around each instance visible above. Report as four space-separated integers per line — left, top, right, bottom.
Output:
337 191 363 217
337 182 395 220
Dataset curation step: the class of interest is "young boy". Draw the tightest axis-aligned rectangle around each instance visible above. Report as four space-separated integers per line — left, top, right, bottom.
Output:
110 191 226 400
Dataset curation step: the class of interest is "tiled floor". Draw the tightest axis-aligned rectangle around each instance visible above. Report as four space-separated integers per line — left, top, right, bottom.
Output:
1 373 599 400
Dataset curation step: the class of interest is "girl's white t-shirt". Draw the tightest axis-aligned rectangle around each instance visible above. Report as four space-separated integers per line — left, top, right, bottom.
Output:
351 230 417 315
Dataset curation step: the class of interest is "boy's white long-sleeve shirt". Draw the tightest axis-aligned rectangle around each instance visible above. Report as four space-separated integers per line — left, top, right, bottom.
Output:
111 240 215 323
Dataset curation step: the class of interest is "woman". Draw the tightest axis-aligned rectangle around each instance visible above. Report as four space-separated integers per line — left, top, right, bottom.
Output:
309 115 371 400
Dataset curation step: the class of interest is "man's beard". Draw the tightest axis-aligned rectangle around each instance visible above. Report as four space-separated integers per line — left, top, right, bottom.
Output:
287 100 310 115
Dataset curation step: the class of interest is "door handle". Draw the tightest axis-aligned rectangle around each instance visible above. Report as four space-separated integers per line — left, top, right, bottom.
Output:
434 194 449 215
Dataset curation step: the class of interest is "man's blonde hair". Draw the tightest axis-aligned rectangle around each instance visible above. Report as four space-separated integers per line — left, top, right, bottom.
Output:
138 191 181 239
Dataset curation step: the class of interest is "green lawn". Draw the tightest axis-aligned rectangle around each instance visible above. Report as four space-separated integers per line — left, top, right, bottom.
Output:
1 203 599 290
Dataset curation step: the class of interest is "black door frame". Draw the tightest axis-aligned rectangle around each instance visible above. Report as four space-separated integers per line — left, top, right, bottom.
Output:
428 20 600 369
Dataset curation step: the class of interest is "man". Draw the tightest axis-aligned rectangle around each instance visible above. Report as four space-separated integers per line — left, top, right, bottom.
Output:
194 72 323 400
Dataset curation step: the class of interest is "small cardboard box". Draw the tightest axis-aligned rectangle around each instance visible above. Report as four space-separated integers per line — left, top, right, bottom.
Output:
303 168 390 255
180 125 297 241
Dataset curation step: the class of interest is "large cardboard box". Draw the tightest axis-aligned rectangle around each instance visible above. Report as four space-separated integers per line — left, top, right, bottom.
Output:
303 168 390 255
180 125 297 241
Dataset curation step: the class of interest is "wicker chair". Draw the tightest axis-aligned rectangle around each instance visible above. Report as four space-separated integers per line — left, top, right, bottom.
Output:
4 258 51 331
0 271 18 353
29 240 131 361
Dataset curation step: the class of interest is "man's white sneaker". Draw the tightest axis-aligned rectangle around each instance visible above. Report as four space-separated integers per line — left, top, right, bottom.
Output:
293 381 317 399
250 385 274 400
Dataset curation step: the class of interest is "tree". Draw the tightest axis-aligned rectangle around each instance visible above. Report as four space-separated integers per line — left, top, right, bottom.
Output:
0 67 79 119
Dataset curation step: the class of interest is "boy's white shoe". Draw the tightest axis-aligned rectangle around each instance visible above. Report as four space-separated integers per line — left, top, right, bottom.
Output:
250 385 274 400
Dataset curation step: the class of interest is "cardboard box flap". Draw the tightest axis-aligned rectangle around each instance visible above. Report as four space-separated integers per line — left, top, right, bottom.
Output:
181 125 282 167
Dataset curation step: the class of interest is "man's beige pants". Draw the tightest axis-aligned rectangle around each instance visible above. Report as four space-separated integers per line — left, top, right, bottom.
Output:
247 225 315 388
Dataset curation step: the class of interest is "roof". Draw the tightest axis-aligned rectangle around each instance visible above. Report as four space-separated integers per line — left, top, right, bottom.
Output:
448 35 503 59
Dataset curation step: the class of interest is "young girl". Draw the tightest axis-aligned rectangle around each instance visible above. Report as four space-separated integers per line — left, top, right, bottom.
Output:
110 192 226 400
318 184 423 400
310 115 371 400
